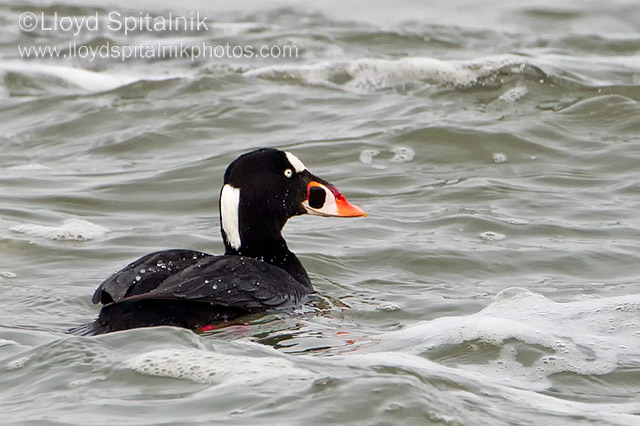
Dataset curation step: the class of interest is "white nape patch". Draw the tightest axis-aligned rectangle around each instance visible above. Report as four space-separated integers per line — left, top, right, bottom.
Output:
285 151 306 173
220 184 241 250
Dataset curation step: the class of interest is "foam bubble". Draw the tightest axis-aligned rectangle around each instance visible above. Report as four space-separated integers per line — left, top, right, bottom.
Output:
11 218 110 241
499 86 528 103
500 217 529 225
376 301 403 312
389 147 415 163
6 356 31 371
480 231 506 241
492 153 508 163
360 148 415 166
68 376 107 388
126 348 313 385
359 149 380 165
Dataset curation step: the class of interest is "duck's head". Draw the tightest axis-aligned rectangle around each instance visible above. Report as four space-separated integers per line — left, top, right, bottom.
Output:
219 148 365 252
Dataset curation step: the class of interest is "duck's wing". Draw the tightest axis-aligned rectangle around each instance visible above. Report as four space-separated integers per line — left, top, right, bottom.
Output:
119 255 312 311
92 251 311 312
92 249 211 304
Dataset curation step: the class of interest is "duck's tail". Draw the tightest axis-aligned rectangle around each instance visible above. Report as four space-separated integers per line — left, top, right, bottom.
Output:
66 320 109 336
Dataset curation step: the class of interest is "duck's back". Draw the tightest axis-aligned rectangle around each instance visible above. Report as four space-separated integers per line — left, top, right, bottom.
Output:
73 249 313 335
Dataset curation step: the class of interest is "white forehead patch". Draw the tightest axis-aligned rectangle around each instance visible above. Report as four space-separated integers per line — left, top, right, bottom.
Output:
220 184 241 250
285 151 306 173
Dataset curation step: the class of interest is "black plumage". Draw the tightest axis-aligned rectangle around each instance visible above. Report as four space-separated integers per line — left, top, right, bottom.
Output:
71 148 364 335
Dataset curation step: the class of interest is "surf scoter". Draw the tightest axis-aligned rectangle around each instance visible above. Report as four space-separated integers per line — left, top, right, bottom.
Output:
72 148 365 335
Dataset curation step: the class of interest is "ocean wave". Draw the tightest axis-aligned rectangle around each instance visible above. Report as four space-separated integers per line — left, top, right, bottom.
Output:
0 60 137 92
375 288 640 387
341 350 639 426
0 60 192 95
244 54 544 91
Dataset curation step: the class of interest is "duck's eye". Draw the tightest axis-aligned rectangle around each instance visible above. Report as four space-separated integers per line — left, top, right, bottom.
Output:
284 168 293 178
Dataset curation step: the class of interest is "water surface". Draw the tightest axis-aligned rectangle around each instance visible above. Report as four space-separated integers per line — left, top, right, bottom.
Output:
1 1 640 424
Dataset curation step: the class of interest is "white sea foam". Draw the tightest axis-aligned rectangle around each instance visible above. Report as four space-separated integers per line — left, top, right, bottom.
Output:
499 86 528 103
389 147 415 163
7 163 52 171
126 348 313 384
360 147 415 166
376 301 402 312
324 289 640 424
5 356 31 371
245 54 530 91
359 149 380 165
480 231 506 241
11 218 110 241
376 288 640 390
499 217 529 225
492 152 508 163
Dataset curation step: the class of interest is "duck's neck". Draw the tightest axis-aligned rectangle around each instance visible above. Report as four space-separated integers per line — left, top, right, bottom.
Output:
221 210 311 289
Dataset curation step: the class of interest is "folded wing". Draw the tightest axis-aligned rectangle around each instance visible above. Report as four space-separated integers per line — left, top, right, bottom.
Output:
92 249 311 312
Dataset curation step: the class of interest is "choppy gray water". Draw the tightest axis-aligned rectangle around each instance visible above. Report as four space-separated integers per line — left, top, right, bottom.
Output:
2 0 640 425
